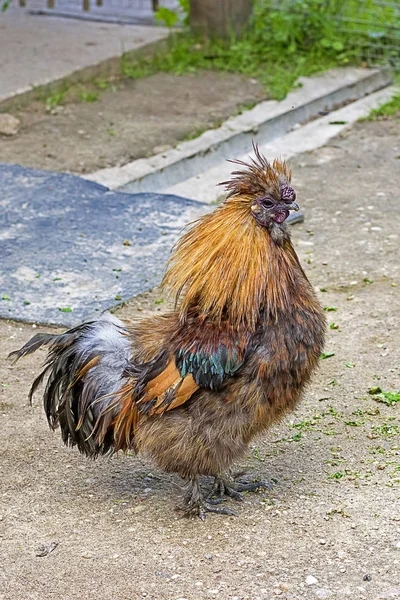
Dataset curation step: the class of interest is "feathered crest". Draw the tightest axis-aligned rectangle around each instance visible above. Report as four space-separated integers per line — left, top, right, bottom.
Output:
220 142 292 200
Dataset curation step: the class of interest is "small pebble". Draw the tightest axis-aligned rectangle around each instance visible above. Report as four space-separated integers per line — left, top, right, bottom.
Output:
306 575 319 585
363 574 372 582
315 589 333 599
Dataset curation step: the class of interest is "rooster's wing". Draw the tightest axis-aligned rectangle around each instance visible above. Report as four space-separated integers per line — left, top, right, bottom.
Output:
135 322 250 416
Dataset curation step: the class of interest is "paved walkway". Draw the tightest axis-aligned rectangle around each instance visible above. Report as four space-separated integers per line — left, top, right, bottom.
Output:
0 6 168 104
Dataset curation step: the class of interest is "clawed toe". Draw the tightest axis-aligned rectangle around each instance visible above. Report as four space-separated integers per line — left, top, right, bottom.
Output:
178 475 272 520
209 475 273 503
178 477 239 520
198 503 238 520
235 480 273 493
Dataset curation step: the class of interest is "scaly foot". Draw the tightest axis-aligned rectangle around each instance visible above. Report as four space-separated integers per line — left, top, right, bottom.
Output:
178 477 238 520
209 474 272 503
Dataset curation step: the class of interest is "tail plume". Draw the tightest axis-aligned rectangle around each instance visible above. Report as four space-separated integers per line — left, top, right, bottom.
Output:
10 314 135 457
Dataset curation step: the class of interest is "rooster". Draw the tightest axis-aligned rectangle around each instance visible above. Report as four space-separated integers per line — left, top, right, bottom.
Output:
10 145 326 518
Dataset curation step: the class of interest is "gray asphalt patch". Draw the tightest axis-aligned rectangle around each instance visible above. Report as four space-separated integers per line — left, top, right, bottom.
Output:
0 164 209 326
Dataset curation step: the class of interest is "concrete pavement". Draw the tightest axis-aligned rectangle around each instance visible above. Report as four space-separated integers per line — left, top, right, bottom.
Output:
0 6 168 105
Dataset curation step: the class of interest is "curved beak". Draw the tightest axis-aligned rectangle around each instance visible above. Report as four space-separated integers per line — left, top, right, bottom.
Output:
288 201 299 211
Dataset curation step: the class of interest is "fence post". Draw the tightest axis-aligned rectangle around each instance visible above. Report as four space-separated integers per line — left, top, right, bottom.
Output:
190 0 253 38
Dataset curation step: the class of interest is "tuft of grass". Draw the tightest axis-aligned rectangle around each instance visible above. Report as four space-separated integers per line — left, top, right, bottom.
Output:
40 78 113 110
182 127 208 142
328 471 345 480
77 89 100 103
365 91 400 121
45 88 68 111
373 423 399 437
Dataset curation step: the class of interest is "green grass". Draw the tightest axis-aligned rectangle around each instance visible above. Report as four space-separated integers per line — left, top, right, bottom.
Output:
77 89 100 103
31 0 400 113
365 91 400 120
121 31 339 101
40 78 115 110
122 0 400 100
368 387 400 406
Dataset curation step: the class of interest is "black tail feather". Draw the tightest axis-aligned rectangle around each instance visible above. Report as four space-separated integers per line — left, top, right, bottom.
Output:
9 316 132 457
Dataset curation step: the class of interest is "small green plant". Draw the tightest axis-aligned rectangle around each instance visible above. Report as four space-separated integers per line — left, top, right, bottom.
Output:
46 90 67 110
373 423 399 437
252 447 265 461
328 471 345 480
155 6 180 27
77 89 99 103
182 128 207 141
365 92 400 120
321 352 335 360
368 387 400 406
155 0 189 27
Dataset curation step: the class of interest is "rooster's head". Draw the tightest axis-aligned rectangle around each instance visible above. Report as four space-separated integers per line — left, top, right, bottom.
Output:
221 143 299 230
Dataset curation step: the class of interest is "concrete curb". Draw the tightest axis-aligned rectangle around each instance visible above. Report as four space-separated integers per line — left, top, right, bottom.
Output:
166 84 398 203
85 67 391 193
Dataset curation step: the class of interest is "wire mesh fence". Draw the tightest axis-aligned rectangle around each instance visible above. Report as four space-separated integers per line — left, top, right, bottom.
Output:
265 0 400 68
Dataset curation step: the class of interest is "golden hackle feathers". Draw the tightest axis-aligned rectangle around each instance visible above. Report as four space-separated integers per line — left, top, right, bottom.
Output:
162 199 301 331
162 145 300 331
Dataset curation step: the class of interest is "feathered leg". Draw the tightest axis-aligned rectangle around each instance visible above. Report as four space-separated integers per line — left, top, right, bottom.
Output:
178 477 238 520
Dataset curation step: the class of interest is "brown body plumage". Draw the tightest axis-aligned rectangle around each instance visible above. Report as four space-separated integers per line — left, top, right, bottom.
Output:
11 146 326 518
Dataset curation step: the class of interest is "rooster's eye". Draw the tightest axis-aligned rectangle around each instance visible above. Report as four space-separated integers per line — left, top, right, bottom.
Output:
261 198 274 208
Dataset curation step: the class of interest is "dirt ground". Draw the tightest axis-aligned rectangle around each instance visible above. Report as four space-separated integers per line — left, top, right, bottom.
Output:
0 71 265 174
1 117 400 600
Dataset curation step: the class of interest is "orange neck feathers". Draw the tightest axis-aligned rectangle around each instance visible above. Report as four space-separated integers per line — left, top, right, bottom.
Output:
162 197 308 332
